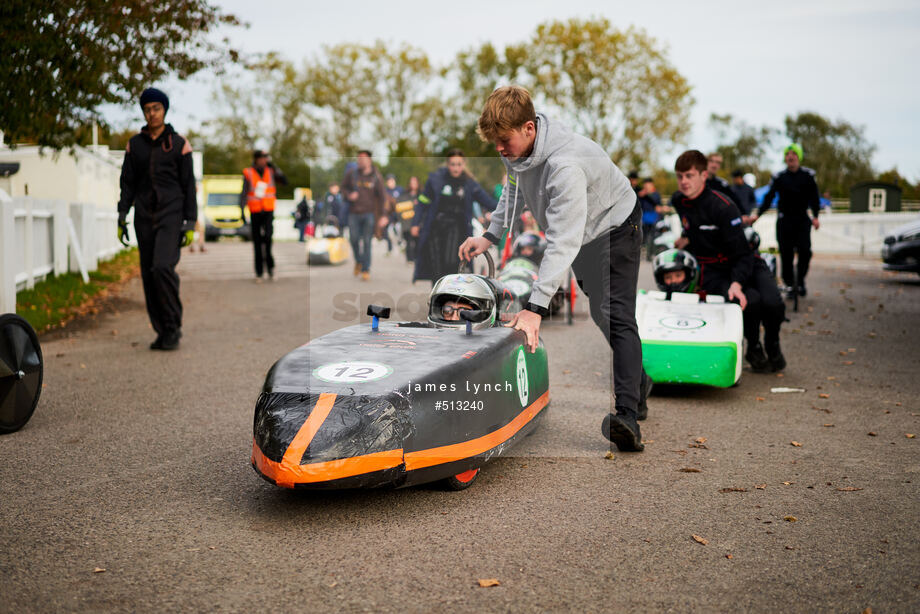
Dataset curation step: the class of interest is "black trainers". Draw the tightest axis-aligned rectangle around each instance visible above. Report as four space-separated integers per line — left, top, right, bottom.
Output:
156 329 181 351
637 374 654 421
797 284 807 297
602 412 644 452
745 341 770 372
766 342 786 372
149 335 163 350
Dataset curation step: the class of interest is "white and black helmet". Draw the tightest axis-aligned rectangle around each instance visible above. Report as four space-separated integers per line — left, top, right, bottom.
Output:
653 248 699 293
428 274 497 330
744 226 760 252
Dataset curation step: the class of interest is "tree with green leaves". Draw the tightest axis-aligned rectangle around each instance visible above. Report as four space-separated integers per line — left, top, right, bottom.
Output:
523 18 693 170
709 113 779 184
304 41 443 159
1 0 241 149
197 55 318 197
783 112 875 197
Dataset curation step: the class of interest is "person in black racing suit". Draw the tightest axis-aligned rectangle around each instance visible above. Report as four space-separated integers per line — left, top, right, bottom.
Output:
117 87 197 351
749 143 821 298
672 150 786 372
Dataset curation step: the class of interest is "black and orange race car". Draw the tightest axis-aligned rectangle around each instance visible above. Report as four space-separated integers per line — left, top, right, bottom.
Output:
251 256 549 491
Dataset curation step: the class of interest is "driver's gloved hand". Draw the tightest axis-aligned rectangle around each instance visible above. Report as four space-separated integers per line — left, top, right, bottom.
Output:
179 219 196 248
117 213 130 246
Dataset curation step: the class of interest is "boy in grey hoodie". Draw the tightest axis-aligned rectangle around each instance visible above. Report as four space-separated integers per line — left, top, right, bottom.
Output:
459 85 650 452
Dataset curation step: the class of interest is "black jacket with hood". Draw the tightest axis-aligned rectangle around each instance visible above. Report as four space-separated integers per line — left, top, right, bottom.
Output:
118 123 197 225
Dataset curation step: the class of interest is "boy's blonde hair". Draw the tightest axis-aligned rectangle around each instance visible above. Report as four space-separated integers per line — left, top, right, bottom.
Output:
477 85 537 142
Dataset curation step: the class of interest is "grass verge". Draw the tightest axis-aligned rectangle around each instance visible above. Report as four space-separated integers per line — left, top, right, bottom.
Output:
15 248 140 333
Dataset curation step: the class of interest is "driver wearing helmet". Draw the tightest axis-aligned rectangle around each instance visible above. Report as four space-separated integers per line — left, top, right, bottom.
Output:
653 249 699 296
511 232 547 263
428 274 499 329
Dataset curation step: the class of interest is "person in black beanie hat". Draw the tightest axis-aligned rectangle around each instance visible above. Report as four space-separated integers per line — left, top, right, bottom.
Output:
117 87 197 350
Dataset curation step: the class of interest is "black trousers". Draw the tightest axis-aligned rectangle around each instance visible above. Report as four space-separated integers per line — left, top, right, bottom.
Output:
571 205 646 416
135 217 183 336
700 260 785 347
776 216 812 288
251 211 275 277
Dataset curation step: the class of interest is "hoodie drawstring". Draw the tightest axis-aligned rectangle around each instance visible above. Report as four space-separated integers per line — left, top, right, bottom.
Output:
504 173 519 231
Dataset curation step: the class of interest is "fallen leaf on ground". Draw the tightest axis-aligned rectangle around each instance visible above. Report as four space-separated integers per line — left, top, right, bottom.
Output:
562 369 571 375
692 535 708 545
478 579 500 588
812 406 832 413
868 432 877 437
688 443 709 449
756 396 766 401
694 437 707 444
719 487 747 493
842 361 855 366
784 516 798 522
839 351 848 356
782 481 794 485
907 434 916 439
836 487 863 492
725 554 733 559
755 484 767 490
604 451 615 460
93 567 105 573
679 467 701 473
791 441 802 447
785 546 795 550
827 376 837 380
818 393 830 399
776 373 784 377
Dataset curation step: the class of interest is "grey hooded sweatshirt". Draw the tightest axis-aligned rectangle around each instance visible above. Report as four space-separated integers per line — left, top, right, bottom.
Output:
486 113 636 309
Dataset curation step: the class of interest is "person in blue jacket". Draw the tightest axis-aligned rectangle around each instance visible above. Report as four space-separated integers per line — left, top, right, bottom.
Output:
412 149 497 284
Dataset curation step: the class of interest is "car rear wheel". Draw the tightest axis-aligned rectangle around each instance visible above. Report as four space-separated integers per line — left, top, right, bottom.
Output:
0 314 43 434
441 468 480 491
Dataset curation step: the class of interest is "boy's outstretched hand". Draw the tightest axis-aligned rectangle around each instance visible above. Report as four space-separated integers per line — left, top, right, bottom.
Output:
458 236 492 261
505 310 542 353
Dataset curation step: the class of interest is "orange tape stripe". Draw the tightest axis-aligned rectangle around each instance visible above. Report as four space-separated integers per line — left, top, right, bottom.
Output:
250 390 549 487
281 392 337 468
404 390 549 471
252 442 404 487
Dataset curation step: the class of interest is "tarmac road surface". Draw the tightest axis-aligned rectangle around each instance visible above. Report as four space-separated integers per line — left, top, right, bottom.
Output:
2 239 918 612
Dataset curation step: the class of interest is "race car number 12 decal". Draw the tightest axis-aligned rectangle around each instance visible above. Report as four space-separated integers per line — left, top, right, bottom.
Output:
516 348 529 407
314 361 393 383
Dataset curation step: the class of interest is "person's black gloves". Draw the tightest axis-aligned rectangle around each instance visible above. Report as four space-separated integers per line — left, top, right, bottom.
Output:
179 219 196 248
117 213 130 247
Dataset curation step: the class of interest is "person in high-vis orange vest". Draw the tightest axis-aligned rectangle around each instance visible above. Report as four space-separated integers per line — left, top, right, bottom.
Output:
240 150 287 279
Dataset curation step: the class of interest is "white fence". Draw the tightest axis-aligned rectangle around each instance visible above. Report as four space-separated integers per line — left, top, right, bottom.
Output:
0 190 123 314
751 211 918 255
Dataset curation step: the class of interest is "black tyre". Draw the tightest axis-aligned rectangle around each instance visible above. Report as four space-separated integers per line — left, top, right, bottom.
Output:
441 468 480 491
0 314 43 434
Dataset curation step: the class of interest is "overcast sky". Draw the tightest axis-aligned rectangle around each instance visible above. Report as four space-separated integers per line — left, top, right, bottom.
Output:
133 0 920 178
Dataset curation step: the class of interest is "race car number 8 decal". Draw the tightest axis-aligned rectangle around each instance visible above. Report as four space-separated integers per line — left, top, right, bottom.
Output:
659 316 706 330
314 361 393 383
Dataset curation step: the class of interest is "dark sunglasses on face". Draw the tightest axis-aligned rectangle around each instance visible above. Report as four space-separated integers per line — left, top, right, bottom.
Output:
441 303 473 318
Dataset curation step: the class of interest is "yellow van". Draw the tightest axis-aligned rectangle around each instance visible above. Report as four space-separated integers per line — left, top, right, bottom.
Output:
202 175 250 241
